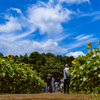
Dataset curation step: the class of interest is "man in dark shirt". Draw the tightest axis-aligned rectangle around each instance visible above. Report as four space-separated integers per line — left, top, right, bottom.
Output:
46 74 52 93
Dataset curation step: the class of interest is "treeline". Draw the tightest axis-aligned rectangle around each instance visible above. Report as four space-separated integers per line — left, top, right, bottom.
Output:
0 52 75 80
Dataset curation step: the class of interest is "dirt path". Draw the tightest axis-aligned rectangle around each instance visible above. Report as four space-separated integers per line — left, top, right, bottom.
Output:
0 92 91 100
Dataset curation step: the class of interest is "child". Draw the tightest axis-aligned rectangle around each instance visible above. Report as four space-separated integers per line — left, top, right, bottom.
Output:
55 82 59 92
60 78 64 92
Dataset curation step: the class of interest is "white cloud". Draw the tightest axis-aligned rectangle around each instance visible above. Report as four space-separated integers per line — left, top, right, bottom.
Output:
0 30 36 42
27 1 74 35
67 34 98 50
78 11 100 22
79 11 100 17
0 39 67 56
75 34 94 41
59 0 90 4
8 8 22 14
0 16 22 32
66 51 84 58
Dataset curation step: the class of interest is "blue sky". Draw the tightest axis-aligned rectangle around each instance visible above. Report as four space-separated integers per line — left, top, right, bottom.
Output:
0 0 100 58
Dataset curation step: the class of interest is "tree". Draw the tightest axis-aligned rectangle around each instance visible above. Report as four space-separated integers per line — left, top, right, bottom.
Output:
22 53 28 63
0 53 4 57
64 56 75 66
45 52 55 58
28 52 36 64
40 56 46 66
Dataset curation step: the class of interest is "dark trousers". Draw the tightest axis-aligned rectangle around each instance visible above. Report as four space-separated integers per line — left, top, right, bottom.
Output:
64 79 70 93
47 83 52 93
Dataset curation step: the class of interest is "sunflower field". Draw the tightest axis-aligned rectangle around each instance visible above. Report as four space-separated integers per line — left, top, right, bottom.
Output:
0 54 46 93
69 41 100 94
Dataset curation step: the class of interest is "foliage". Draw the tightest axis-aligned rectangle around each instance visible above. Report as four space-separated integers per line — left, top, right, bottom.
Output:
0 56 46 93
69 41 100 93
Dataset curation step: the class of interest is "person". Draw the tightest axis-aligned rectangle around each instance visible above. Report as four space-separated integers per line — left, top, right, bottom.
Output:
51 77 55 92
45 80 48 92
60 77 64 92
63 64 70 94
55 81 59 92
46 74 52 93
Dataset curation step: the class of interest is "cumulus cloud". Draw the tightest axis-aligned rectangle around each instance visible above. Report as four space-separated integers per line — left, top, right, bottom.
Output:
66 51 84 58
27 1 74 35
0 39 67 56
0 16 22 32
59 0 90 4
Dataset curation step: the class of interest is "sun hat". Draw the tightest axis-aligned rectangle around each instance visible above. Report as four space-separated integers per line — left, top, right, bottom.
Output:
48 74 51 76
65 64 69 67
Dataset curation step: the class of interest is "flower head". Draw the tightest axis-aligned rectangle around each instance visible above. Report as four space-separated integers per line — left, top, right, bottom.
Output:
87 42 91 48
66 71 70 73
98 40 100 45
21 63 25 66
30 66 33 69
73 70 77 72
82 65 85 67
93 49 96 52
34 70 37 74
88 50 93 56
71 61 77 64
7 54 12 59
0 61 6 64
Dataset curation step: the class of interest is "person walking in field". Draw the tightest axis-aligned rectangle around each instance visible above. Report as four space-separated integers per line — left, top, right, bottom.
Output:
63 64 70 94
60 77 64 92
55 81 59 92
51 77 55 92
46 74 52 93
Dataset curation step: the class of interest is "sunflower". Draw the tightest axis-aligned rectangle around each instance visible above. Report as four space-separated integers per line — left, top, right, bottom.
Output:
66 71 70 73
71 61 77 64
88 50 93 56
73 70 77 72
7 54 12 59
93 49 96 52
98 40 100 45
0 61 6 64
82 65 85 67
21 63 25 66
30 66 33 69
34 70 37 74
87 42 91 48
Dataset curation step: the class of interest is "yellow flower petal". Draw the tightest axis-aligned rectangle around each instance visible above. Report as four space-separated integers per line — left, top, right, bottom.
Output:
66 71 70 73
87 42 91 48
98 40 100 45
82 65 85 67
21 63 25 66
93 49 96 52
7 54 12 59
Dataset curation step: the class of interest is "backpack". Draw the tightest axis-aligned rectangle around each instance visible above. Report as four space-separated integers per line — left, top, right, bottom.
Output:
47 76 52 84
65 71 71 80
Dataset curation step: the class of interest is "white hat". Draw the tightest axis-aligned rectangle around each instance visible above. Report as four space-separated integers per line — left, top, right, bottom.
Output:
65 64 69 67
